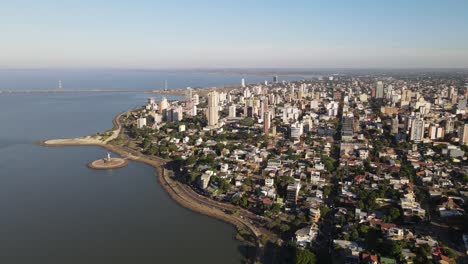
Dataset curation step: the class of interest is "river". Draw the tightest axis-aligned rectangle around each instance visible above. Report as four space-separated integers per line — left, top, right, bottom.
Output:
0 90 246 263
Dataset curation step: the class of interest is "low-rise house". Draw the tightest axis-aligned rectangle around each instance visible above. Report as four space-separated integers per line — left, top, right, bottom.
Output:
309 207 321 223
199 170 213 189
295 224 318 247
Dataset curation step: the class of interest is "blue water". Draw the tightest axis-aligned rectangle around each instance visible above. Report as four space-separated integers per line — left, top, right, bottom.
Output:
0 90 245 263
0 69 302 90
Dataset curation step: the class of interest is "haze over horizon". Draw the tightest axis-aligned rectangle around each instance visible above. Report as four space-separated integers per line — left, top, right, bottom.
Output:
1 0 468 69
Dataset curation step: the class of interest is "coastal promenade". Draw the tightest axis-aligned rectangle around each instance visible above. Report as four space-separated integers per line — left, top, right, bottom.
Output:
40 110 263 263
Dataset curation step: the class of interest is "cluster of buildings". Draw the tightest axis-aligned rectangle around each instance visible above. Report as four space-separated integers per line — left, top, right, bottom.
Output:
124 74 468 263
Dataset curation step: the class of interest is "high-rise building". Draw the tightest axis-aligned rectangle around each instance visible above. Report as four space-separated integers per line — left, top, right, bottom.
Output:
459 123 468 145
191 105 197 117
341 117 354 140
193 94 199 105
186 87 193 101
286 182 301 204
290 122 303 139
458 98 467 113
159 97 169 113
260 98 268 119
370 87 376 98
449 86 458 104
386 85 393 100
437 127 445 139
243 88 251 98
401 88 412 106
263 111 270 134
298 85 304 100
228 104 236 119
391 115 399 134
273 75 278 83
241 78 246 88
428 125 444 140
376 81 384 98
410 118 425 143
206 91 219 127
445 118 455 134
164 106 183 122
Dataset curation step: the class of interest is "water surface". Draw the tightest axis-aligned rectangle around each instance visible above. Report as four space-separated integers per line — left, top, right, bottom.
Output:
0 92 243 263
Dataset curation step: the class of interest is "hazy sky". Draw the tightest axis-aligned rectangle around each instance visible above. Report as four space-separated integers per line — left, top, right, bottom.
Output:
1 0 468 69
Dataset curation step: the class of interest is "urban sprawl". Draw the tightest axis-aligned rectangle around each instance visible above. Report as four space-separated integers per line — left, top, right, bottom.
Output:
115 74 468 264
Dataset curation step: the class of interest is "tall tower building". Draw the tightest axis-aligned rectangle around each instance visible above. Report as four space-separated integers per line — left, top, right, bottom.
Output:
186 87 193 101
241 78 246 88
445 118 455 134
376 81 384 98
290 85 295 100
401 88 412 106
260 98 268 120
159 97 169 113
193 94 200 105
206 91 219 127
410 118 425 143
298 85 304 100
391 115 399 135
228 104 236 119
459 123 468 145
263 111 270 134
386 85 393 100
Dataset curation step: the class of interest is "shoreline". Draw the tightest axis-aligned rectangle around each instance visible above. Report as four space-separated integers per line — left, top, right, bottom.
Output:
39 112 261 263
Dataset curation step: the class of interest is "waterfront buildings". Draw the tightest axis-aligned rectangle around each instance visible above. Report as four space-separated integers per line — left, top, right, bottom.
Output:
128 74 468 263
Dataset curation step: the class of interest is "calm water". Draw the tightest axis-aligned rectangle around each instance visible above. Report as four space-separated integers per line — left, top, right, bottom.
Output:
0 69 302 90
0 92 244 263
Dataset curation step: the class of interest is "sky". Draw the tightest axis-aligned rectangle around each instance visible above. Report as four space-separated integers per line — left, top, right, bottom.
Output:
1 0 468 69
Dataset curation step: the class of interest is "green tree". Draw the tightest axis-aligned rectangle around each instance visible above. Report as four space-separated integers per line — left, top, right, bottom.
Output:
142 138 151 149
240 117 255 127
320 205 330 217
293 248 317 264
350 229 359 241
279 224 290 233
414 244 431 264
321 155 335 172
388 207 401 222
271 203 282 213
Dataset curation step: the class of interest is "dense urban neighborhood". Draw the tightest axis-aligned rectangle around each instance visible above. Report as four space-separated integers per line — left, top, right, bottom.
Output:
112 73 468 264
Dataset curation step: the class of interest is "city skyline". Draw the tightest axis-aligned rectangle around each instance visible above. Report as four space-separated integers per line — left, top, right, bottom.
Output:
1 0 468 69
